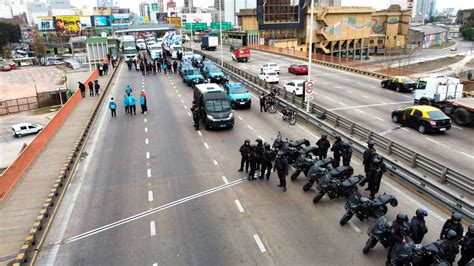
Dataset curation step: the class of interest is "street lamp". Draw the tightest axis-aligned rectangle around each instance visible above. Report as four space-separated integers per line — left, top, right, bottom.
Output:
306 0 315 113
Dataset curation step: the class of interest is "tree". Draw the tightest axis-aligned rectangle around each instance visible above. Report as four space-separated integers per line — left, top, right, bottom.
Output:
2 44 12 59
0 22 21 48
460 27 474 41
32 31 46 59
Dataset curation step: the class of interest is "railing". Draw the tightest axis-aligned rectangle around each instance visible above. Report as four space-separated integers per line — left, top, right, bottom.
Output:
192 49 474 222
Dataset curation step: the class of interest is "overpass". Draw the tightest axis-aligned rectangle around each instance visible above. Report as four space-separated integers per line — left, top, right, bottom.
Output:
114 23 176 35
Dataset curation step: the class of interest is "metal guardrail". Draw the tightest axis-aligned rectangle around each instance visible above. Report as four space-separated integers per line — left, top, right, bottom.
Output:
192 49 473 222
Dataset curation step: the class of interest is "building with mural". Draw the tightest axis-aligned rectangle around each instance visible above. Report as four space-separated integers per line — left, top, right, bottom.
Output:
408 24 448 48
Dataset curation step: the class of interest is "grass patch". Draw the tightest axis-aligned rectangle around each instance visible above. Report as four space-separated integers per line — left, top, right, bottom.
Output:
401 55 465 72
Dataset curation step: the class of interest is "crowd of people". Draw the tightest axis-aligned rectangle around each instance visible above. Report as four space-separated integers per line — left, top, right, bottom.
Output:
107 85 148 117
126 52 179 76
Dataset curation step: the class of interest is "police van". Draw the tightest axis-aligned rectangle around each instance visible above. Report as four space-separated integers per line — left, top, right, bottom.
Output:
193 83 234 130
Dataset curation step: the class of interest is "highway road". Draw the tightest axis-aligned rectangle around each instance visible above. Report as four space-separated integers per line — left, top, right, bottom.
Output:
36 62 451 265
194 44 474 179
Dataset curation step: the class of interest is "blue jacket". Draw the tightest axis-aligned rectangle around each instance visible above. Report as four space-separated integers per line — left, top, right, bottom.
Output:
125 86 132 94
140 95 146 105
109 100 117 109
128 95 136 105
123 97 129 107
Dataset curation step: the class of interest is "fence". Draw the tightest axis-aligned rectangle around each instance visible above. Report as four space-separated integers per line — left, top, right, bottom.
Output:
0 97 39 115
194 49 473 222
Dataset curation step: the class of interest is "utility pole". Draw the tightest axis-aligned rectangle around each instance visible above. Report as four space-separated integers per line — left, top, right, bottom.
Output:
219 0 223 66
306 0 315 114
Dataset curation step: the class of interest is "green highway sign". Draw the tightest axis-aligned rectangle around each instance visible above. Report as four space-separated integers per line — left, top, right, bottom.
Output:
151 3 158 11
210 22 232 30
184 22 208 31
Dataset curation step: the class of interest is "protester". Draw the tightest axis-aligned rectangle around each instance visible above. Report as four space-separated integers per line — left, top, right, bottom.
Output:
94 80 100 96
108 97 117 117
88 81 94 97
123 95 129 114
128 94 137 115
140 90 147 114
78 82 86 98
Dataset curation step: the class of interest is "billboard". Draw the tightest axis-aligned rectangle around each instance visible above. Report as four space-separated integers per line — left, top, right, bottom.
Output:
156 13 168 23
54 16 81 35
80 16 92 28
93 16 109 27
37 17 55 30
110 14 130 27
97 0 113 8
166 17 181 27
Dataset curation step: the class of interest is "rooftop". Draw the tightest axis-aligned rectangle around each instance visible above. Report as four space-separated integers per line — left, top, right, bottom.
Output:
409 25 448 35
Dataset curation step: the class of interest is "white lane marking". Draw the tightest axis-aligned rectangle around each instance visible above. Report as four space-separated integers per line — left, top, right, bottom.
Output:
184 105 187 109
378 101 386 104
344 78 350 81
335 86 344 89
253 234 267 253
321 82 328 85
258 135 265 142
204 142 209 149
146 152 150 159
222 176 229 184
362 95 369 99
145 138 149 144
324 96 332 101
356 109 366 114
62 179 246 243
348 221 361 233
381 179 444 222
180 99 184 103
144 118 147 123
247 125 253 130
145 127 148 132
187 112 191 117
150 221 156 236
197 131 202 136
425 137 439 145
148 191 154 202
234 200 245 213
238 115 243 120
451 125 463 130
153 263 158 266
178 94 181 98
213 160 218 165
329 101 411 111
374 116 384 122
347 90 353 94
401 128 409 132
460 152 474 159
338 102 347 106
147 168 152 178
175 89 178 93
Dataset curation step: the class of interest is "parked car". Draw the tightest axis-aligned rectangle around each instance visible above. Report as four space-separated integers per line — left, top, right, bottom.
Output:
223 82 251 109
183 51 194 61
391 105 451 134
230 44 241 52
261 63 280 74
202 65 227 84
11 123 43 137
450 46 457 51
0 61 11 71
183 68 204 87
284 80 305 96
258 70 279 84
381 76 416 92
288 63 308 75
179 62 194 78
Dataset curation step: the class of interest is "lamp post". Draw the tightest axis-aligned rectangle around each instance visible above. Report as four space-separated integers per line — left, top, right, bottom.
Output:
306 0 315 113
219 0 223 66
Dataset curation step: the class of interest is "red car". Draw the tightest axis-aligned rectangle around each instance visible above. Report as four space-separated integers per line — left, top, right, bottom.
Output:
288 63 308 75
0 62 11 71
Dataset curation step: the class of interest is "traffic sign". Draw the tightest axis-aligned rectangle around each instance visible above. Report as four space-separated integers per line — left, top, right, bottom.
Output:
210 22 232 30
305 81 315 94
151 3 158 11
306 95 313 101
184 22 208 31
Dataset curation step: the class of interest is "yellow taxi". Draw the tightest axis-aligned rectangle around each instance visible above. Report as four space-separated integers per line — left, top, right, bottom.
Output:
391 105 451 134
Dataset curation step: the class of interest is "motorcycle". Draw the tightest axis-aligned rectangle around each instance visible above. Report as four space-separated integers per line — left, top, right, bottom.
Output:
265 93 277 114
290 146 320 181
340 193 398 225
313 174 364 203
362 216 392 254
389 239 449 266
303 164 354 191
282 106 297 125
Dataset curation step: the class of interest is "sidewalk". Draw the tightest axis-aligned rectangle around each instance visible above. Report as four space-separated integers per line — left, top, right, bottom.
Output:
0 66 116 263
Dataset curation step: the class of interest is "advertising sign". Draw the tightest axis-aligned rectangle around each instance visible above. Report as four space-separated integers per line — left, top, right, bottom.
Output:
166 17 181 27
80 16 92 28
37 17 55 30
54 16 81 35
93 16 109 27
156 13 168 23
110 14 130 27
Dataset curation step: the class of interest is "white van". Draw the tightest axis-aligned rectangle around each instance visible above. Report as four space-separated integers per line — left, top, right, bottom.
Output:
12 123 43 137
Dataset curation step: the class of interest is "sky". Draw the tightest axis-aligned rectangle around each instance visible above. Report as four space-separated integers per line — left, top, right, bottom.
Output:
71 0 474 14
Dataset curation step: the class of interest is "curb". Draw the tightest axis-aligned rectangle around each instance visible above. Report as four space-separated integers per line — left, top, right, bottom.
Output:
11 59 121 265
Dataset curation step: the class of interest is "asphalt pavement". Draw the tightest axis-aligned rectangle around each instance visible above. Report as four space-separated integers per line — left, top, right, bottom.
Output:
195 44 474 178
36 63 452 265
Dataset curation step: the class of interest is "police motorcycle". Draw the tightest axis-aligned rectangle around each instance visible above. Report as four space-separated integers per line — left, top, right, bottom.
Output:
290 146 320 181
388 238 449 266
282 106 297 125
302 161 351 192
312 173 363 203
272 132 311 164
340 192 398 225
362 215 393 254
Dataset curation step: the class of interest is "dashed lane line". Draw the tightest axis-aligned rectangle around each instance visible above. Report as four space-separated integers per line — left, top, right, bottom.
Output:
222 176 229 184
184 105 187 109
150 221 156 236
145 127 148 132
425 137 439 145
197 131 202 136
144 118 147 123
145 138 149 144
146 152 150 159
213 160 218 165
348 221 361 233
362 95 369 99
247 125 253 130
374 116 384 122
238 115 243 120
258 135 265 142
204 142 209 149
187 112 191 117
356 109 366 114
148 191 154 202
253 234 267 253
147 168 152 178
460 152 474 159
234 200 245 213
329 101 412 111
338 102 347 106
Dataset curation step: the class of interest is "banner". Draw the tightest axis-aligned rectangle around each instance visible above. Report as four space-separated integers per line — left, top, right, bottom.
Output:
156 13 168 23
80 16 92 28
37 17 55 30
110 14 130 27
54 16 81 35
93 16 108 27
166 17 181 27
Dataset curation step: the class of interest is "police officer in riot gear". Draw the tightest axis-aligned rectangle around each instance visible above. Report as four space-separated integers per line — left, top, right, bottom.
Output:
458 224 474 266
260 143 275 180
341 141 352 166
330 135 343 167
363 140 376 178
386 213 410 265
410 208 428 244
366 155 381 199
373 155 387 195
440 213 464 241
316 134 331 160
255 138 264 171
238 139 251 172
439 229 460 264
190 102 200 130
248 144 258 180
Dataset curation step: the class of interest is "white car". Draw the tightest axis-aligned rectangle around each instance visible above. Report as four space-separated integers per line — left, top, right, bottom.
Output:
136 39 146 50
11 123 43 138
258 71 279 84
183 51 194 61
261 63 280 74
284 80 305 96
149 44 163 60
146 40 156 48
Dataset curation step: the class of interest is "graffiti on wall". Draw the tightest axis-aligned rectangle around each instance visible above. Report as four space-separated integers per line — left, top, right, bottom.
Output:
325 17 372 38
371 17 409 34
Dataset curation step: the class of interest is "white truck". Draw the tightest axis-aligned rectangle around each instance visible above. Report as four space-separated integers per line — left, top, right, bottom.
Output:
201 35 218 51
414 76 474 126
171 45 183 59
121 35 136 50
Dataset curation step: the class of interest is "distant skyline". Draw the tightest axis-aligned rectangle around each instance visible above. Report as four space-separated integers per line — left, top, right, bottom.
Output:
71 0 474 14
